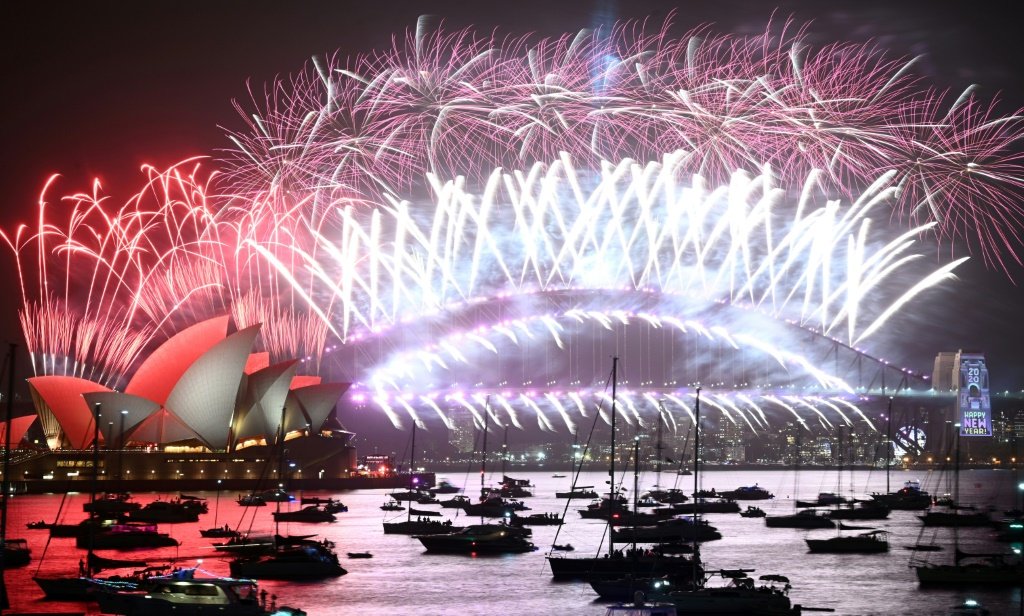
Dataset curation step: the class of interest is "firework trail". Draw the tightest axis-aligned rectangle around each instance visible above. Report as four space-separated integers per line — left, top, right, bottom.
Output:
223 17 1024 273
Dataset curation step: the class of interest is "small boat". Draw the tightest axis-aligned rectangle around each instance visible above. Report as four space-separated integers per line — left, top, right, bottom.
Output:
718 484 774 500
739 506 766 518
416 494 441 505
552 543 574 552
323 501 348 514
272 506 336 523
415 523 538 554
510 512 563 526
551 474 566 479
94 567 307 615
237 494 266 507
199 524 241 539
127 498 205 523
408 508 442 517
555 486 598 499
347 552 373 559
383 519 462 535
440 495 472 509
77 522 179 550
380 500 405 511
26 519 50 529
230 543 347 580
795 492 849 508
806 530 889 553
83 492 140 515
765 509 835 529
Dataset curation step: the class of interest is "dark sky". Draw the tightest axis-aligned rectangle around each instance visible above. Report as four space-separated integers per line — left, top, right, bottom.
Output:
2 1 1022 434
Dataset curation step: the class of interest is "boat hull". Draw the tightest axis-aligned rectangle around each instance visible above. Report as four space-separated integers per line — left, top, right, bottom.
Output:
547 555 702 582
916 563 1024 585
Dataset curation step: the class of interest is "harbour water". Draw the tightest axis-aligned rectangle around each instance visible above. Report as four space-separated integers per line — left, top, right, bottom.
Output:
3 468 1023 615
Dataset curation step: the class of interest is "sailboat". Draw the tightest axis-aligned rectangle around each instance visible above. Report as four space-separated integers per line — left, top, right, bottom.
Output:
229 406 345 580
415 399 537 555
548 358 702 583
2 342 31 573
914 421 1024 585
765 429 834 530
383 422 461 536
200 479 240 538
868 397 931 510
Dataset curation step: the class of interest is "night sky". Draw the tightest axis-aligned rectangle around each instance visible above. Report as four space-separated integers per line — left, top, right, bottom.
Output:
2 1 1023 448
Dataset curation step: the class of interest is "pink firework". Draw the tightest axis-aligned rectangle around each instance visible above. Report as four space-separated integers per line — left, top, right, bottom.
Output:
221 17 1024 273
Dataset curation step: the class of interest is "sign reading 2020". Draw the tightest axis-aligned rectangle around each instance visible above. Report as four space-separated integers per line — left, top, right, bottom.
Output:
957 352 991 437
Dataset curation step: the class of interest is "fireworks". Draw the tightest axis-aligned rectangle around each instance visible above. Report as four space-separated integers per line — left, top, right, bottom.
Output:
223 17 1024 272
7 17 1024 435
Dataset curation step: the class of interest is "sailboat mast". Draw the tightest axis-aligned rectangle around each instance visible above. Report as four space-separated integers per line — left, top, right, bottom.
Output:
886 397 893 494
609 356 618 559
1 344 16 550
1 343 17 601
693 386 701 587
275 405 285 538
632 435 640 555
88 402 101 575
407 423 416 523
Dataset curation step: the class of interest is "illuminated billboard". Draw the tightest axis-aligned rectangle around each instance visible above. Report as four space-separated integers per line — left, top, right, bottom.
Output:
957 352 991 437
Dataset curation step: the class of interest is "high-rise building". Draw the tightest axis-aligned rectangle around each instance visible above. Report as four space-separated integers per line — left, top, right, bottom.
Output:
932 352 958 391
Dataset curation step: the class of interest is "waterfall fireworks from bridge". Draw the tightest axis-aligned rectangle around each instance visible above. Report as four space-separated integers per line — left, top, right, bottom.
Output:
4 17 1024 437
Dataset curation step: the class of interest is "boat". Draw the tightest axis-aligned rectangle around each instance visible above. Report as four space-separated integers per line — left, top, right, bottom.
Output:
380 500 405 511
739 506 766 518
237 494 266 507
347 552 372 559
439 495 472 509
552 474 567 479
552 543 574 551
806 530 889 553
824 501 890 520
612 516 722 544
230 407 344 580
463 494 529 517
26 519 50 529
388 489 424 502
200 480 239 538
78 521 179 550
556 486 599 499
83 492 140 514
415 523 538 554
657 571 799 616
93 566 307 615
717 485 774 500
213 534 277 556
382 423 460 535
904 544 943 552
383 518 462 535
548 359 702 585
127 498 204 523
509 512 563 526
765 509 835 529
272 505 336 523
416 494 441 505
408 507 442 517
666 499 741 515
870 479 932 510
795 492 849 508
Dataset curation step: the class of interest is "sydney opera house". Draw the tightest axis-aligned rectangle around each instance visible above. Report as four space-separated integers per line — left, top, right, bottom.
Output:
4 315 370 491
